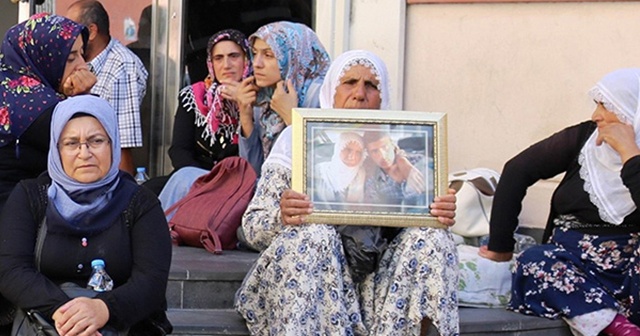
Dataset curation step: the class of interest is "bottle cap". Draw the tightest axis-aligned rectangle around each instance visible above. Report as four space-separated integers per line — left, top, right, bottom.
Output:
91 259 105 268
136 167 145 172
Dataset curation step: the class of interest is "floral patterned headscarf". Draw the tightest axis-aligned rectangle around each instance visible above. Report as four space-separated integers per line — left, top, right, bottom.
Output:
0 13 88 147
249 21 330 158
182 29 252 146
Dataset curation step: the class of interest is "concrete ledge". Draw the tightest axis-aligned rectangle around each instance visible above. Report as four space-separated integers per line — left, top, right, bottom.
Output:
167 308 571 336
167 240 571 335
459 308 570 335
167 308 247 336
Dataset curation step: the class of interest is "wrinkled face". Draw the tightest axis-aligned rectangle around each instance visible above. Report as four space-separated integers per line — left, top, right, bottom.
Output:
58 36 86 93
591 101 622 127
333 64 382 110
340 141 364 168
211 40 245 85
59 116 112 183
251 38 281 88
366 136 395 169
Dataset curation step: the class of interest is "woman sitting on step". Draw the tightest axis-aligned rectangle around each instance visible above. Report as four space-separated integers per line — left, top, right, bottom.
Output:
235 50 459 336
0 95 172 335
480 68 640 336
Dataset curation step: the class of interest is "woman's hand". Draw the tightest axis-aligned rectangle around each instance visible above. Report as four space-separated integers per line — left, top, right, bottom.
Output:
270 80 297 126
280 189 313 225
430 188 456 226
235 76 258 137
596 122 640 163
61 67 97 97
219 81 241 101
53 297 109 336
478 245 513 262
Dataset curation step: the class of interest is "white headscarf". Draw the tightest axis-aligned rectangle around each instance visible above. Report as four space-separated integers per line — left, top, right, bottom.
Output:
579 68 640 224
319 50 390 110
318 132 366 196
265 50 391 170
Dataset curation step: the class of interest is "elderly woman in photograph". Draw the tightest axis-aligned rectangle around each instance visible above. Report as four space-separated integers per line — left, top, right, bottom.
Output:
235 50 458 336
314 131 367 208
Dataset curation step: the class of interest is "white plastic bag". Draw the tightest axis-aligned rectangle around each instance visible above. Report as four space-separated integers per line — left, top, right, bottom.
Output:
449 168 500 237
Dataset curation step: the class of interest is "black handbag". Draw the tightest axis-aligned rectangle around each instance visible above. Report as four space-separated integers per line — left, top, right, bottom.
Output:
11 287 126 336
11 309 57 336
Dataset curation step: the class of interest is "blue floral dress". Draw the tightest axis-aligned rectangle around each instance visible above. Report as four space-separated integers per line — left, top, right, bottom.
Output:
510 215 640 324
235 162 459 336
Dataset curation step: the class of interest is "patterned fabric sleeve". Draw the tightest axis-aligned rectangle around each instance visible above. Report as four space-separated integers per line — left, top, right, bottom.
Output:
241 162 289 250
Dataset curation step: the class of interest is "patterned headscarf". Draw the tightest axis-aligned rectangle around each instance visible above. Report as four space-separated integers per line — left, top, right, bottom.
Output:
181 29 251 146
580 68 640 224
250 21 330 157
0 13 88 147
320 50 390 110
47 95 136 236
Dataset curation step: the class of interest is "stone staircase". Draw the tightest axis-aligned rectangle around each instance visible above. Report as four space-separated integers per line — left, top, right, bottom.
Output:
165 244 572 336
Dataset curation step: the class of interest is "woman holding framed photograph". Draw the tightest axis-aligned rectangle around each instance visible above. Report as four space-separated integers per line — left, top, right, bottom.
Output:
235 50 458 336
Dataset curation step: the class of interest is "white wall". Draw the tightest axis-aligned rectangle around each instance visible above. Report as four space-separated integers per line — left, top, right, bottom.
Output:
403 2 640 227
321 1 640 228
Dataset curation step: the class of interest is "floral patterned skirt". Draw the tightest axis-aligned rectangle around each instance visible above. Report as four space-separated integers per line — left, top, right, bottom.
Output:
234 224 459 336
509 215 640 324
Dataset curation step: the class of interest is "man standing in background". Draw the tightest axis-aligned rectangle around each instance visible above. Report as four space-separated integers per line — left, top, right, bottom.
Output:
66 0 148 175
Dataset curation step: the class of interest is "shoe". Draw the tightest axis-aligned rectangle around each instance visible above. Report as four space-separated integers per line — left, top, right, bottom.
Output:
603 314 640 336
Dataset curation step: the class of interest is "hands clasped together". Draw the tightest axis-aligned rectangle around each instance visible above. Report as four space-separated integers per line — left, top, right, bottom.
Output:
53 297 109 336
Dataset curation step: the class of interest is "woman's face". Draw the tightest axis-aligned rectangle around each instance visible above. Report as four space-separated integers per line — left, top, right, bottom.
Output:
59 116 112 183
333 64 382 110
58 36 87 93
211 40 245 85
591 102 622 127
251 38 281 88
340 141 364 168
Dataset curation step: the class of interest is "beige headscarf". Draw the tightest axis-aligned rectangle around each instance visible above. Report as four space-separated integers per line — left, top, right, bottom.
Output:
579 68 640 224
319 49 390 110
317 132 366 202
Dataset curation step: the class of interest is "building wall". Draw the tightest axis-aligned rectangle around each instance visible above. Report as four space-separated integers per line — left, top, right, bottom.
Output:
0 2 19 37
343 1 640 228
56 0 150 44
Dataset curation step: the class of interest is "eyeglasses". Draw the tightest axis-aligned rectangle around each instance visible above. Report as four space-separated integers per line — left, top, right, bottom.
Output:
59 137 110 153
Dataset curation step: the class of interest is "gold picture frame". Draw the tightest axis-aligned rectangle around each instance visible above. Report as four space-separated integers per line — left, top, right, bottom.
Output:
292 108 448 228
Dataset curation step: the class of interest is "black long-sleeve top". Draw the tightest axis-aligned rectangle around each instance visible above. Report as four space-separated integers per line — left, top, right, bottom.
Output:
168 98 238 171
0 174 172 330
0 106 52 209
488 121 640 253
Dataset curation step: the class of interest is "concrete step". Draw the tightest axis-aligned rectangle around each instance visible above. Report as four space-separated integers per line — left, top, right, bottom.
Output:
166 307 571 336
167 247 258 309
167 308 248 335
166 244 571 335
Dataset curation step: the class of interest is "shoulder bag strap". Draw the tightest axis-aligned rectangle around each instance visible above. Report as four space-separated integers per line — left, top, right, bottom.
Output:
34 218 47 272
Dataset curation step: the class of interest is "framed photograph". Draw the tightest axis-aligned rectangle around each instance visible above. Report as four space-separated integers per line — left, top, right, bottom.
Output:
291 108 448 228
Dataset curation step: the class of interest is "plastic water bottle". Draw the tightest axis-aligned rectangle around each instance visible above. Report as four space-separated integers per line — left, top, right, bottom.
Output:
87 259 114 292
134 167 149 185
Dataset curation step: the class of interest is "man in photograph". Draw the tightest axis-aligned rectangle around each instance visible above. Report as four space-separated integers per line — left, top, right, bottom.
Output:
362 130 429 212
